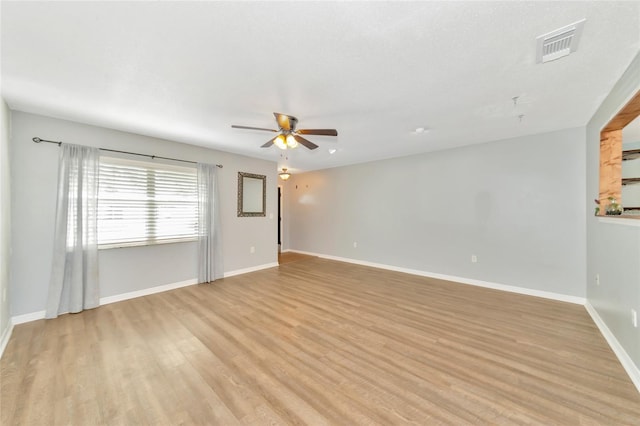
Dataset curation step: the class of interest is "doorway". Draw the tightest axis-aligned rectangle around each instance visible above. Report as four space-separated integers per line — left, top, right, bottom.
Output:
278 186 282 252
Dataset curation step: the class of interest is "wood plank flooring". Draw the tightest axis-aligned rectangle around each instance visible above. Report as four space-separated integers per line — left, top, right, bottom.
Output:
2 256 639 425
278 251 314 265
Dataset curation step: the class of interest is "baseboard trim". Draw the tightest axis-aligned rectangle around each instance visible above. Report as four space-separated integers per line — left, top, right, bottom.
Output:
224 262 279 278
585 302 640 393
99 278 199 306
10 262 279 326
12 310 46 325
13 279 201 324
0 321 15 359
290 250 586 305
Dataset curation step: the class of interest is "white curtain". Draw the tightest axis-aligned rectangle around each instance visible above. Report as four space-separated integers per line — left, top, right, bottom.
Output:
197 163 223 283
45 143 100 318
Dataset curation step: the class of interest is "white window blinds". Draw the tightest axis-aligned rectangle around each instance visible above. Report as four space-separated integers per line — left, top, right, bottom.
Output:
98 156 198 247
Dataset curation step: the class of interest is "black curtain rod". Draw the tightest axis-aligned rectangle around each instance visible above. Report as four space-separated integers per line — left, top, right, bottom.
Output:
32 137 223 168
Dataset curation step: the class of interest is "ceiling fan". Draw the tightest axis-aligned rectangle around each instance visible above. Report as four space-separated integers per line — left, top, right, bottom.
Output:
232 112 338 150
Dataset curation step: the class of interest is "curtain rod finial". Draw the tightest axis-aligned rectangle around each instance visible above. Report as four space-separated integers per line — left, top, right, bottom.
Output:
33 137 41 143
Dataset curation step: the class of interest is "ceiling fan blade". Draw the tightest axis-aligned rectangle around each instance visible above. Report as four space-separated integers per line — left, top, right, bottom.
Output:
293 134 318 150
232 125 278 132
261 136 278 148
297 129 338 136
274 113 297 131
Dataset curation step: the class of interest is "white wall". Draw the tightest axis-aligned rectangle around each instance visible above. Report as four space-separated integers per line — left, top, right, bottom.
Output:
0 100 11 344
287 127 587 298
586 52 640 371
10 112 279 317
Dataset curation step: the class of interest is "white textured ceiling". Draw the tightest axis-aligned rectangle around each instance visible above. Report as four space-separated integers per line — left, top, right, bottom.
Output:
2 2 639 173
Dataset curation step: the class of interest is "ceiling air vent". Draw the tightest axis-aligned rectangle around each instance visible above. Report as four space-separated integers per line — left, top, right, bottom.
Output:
536 19 586 64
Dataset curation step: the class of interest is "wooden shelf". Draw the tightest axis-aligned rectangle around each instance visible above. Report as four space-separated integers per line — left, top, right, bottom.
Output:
622 149 640 161
622 177 640 185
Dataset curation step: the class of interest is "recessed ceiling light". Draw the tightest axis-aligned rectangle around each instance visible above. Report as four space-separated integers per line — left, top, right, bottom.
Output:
328 148 337 154
412 127 429 134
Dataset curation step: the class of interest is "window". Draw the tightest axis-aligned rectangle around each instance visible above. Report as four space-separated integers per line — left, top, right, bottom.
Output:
98 156 198 247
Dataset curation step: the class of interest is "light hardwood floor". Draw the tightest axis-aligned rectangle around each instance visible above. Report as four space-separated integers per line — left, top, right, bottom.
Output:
2 256 639 425
278 251 313 265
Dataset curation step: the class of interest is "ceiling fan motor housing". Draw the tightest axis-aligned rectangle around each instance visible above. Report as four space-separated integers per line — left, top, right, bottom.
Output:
232 112 336 150
286 117 298 131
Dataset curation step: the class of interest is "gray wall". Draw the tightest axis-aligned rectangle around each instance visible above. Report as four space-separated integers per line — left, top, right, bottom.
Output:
10 112 278 316
586 52 640 368
0 100 11 339
287 127 587 298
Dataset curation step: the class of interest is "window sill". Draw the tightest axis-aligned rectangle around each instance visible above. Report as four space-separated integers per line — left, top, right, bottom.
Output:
99 237 197 250
597 216 640 227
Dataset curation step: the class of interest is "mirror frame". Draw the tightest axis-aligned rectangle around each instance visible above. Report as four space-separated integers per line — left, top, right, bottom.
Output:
237 172 266 217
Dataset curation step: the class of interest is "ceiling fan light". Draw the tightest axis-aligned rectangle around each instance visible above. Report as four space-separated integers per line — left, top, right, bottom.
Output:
274 135 287 150
286 134 298 148
279 168 291 180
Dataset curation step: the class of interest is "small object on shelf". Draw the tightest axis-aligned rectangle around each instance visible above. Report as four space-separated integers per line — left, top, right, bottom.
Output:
605 197 623 215
594 198 600 215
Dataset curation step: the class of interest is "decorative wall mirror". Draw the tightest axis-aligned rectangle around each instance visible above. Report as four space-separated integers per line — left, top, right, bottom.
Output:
238 172 266 217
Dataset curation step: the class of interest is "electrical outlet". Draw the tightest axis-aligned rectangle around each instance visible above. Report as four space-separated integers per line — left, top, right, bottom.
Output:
250 246 255 254
596 274 600 286
353 242 358 248
471 255 477 263
632 309 637 328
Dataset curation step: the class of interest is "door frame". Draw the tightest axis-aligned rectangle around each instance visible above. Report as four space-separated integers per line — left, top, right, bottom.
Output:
278 185 283 251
